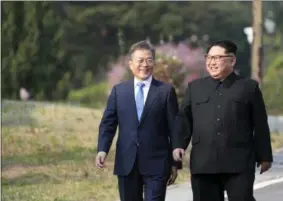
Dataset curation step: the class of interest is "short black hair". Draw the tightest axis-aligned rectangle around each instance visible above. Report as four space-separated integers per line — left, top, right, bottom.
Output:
206 40 237 55
129 40 155 59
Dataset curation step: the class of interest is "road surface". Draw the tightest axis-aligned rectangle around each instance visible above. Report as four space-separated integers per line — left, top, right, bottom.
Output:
165 148 283 201
254 181 283 201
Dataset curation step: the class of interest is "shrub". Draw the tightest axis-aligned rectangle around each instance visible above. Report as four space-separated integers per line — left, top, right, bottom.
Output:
154 54 187 100
67 82 107 108
263 54 283 115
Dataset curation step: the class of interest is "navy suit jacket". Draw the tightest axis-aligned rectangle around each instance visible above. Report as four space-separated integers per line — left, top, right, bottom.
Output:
97 78 180 176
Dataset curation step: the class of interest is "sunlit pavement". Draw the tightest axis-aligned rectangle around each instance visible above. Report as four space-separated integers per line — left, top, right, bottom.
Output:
165 149 283 201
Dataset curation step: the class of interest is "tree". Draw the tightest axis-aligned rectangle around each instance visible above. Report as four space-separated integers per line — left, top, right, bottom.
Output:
1 1 71 100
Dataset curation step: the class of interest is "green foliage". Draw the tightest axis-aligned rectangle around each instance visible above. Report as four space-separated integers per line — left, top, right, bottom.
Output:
1 2 71 100
263 52 283 115
67 82 107 108
83 71 94 87
53 72 72 100
2 1 283 107
262 23 283 115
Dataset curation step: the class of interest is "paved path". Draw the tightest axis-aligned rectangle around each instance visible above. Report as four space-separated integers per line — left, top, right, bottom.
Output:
268 116 283 133
254 181 283 201
165 149 283 201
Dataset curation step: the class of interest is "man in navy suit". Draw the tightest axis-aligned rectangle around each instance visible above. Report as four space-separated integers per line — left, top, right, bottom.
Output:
95 40 181 201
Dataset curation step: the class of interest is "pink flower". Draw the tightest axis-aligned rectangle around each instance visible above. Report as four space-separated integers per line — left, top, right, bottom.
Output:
107 41 206 90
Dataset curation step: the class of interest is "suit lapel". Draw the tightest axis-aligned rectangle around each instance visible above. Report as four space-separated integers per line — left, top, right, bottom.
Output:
139 78 159 125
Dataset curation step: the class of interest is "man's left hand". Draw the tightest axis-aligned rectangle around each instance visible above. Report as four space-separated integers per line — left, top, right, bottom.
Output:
167 166 178 186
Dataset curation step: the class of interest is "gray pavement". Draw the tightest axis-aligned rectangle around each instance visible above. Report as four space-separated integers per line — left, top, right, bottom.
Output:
165 149 283 201
254 181 283 201
268 116 283 133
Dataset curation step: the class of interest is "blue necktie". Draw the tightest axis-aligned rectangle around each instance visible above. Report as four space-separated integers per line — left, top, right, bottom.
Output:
135 82 145 121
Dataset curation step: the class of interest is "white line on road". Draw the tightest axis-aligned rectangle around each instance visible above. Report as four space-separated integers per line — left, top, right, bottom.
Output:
224 176 283 199
253 176 283 190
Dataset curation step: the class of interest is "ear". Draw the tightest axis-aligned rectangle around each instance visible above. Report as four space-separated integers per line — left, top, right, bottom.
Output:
128 59 133 69
231 56 236 67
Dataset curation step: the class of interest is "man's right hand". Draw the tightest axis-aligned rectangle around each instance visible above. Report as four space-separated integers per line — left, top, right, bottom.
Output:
95 151 107 169
257 161 272 174
173 148 185 161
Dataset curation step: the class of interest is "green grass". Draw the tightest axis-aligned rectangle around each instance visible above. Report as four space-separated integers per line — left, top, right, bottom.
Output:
1 100 282 201
1 100 118 201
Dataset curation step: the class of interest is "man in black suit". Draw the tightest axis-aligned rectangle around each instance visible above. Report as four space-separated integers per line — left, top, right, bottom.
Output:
172 40 273 201
95 41 181 201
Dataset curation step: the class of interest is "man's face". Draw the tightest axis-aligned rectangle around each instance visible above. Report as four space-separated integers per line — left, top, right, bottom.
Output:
129 49 154 80
205 46 236 80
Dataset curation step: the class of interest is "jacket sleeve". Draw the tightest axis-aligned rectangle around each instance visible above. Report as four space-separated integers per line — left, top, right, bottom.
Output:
251 83 273 162
97 86 118 154
172 83 193 150
166 86 182 169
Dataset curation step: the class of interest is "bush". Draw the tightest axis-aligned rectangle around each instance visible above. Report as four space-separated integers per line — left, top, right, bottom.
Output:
154 54 187 102
67 82 107 108
263 54 283 115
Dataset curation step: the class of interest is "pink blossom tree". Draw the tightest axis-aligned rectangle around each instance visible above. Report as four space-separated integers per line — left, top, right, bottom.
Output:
107 41 206 100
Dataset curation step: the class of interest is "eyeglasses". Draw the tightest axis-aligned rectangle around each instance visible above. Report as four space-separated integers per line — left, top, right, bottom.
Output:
205 55 233 62
135 58 154 65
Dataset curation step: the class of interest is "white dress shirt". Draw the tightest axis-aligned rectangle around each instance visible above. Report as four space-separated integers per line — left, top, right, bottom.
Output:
134 75 152 104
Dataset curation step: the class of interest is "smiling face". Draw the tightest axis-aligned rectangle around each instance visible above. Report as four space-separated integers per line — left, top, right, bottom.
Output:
206 46 236 80
128 49 154 80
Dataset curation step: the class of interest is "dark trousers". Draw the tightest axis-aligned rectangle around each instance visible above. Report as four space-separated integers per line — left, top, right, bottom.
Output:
118 161 170 201
191 171 255 201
